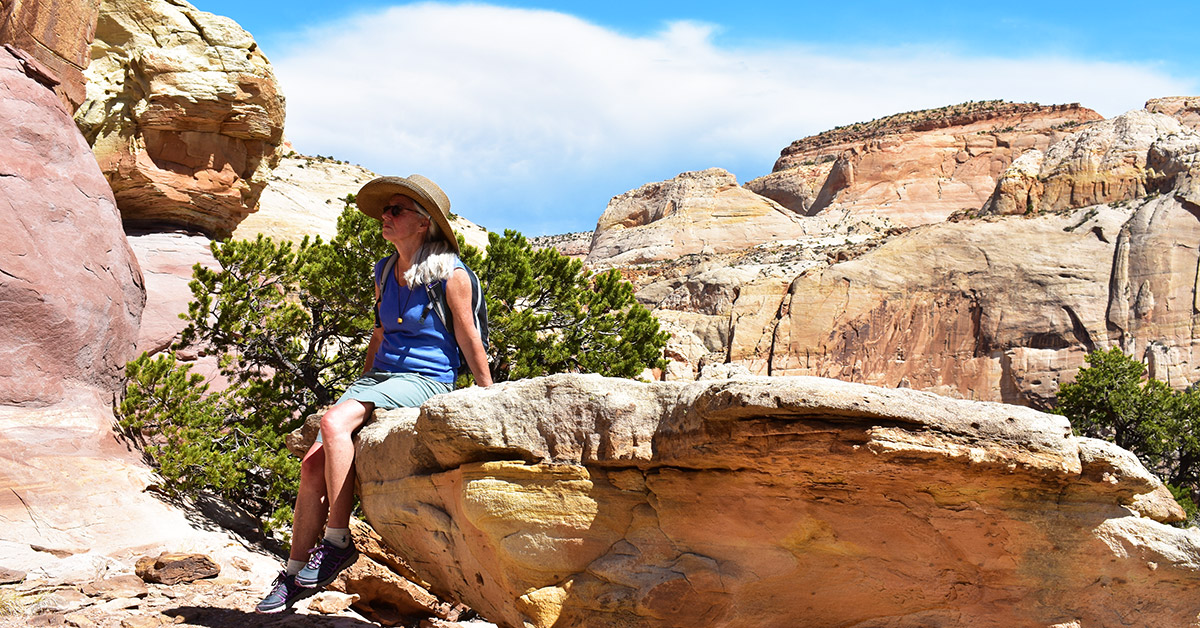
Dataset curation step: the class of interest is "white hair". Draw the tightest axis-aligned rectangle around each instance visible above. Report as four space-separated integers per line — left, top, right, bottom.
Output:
404 239 458 286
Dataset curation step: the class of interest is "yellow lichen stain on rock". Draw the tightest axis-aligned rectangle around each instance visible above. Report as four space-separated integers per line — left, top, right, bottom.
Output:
460 461 629 576
516 583 571 628
781 516 867 558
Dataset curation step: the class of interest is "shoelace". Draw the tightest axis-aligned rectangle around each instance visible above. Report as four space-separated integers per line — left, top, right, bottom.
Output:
305 545 325 567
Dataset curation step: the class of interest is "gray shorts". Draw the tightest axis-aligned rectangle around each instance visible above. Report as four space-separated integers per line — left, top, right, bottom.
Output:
316 371 452 443
337 370 453 409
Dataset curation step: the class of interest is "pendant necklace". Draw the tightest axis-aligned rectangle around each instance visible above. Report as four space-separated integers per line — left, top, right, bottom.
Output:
398 288 413 324
395 265 412 324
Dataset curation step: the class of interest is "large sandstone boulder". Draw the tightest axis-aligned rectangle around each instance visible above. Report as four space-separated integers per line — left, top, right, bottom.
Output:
0 47 143 406
752 102 1102 227
586 168 806 266
75 0 286 238
356 374 1198 628
0 47 278 588
0 0 100 110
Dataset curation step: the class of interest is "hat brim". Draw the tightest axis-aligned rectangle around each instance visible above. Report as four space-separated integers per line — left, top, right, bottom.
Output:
357 175 459 254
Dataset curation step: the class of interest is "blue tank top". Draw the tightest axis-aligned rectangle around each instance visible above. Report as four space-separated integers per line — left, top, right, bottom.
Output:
373 257 462 383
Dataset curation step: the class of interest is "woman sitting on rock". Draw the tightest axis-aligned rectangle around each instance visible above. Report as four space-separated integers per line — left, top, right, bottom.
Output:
256 174 492 613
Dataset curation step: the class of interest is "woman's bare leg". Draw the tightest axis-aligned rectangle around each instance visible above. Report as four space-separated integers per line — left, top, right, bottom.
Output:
289 442 329 561
319 399 372 529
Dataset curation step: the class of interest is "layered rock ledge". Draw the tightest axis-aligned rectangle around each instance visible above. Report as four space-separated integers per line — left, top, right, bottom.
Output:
356 374 1199 628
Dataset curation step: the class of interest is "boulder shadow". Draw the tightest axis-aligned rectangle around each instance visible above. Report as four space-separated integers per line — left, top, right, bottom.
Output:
164 605 381 627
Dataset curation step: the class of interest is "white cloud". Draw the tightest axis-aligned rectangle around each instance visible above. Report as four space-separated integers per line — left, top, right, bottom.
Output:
271 2 1197 235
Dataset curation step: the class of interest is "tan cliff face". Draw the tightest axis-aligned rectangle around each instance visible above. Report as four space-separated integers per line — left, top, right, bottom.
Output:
74 0 286 239
586 168 808 266
608 101 1200 409
356 375 1197 628
983 109 1200 216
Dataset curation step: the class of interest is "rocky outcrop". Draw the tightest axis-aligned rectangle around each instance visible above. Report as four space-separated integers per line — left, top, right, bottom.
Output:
75 0 286 238
984 109 1200 216
622 102 1200 405
235 153 491 251
1148 96 1200 130
233 153 378 243
743 161 832 214
586 168 806 266
530 231 593 258
0 47 143 406
356 374 1198 628
753 102 1102 227
0 0 100 110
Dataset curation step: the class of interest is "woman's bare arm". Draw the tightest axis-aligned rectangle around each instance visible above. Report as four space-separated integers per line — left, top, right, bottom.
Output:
445 268 493 387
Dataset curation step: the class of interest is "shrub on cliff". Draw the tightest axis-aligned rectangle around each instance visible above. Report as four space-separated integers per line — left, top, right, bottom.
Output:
117 198 667 534
1055 347 1200 523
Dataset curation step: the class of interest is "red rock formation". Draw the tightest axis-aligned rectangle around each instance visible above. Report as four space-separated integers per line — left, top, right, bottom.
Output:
751 102 1103 226
0 47 143 406
0 48 280 586
0 0 100 110
75 0 286 238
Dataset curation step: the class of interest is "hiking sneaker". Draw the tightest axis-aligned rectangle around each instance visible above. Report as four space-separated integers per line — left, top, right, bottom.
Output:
255 571 315 614
295 539 359 588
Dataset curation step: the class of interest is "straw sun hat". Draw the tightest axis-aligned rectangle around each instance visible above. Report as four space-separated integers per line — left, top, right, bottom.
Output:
356 175 459 254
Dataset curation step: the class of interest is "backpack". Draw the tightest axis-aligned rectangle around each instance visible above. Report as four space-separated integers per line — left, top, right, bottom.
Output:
374 253 490 381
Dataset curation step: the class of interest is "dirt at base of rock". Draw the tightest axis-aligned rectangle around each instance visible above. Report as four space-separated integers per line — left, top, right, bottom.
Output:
0 577 498 628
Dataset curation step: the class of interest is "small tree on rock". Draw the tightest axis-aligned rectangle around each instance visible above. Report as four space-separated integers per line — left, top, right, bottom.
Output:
1055 347 1200 523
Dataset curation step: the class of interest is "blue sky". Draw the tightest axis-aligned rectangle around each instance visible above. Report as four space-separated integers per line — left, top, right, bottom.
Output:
192 1 1199 236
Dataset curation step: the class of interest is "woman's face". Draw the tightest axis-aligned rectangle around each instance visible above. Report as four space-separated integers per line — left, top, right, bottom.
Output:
381 193 430 243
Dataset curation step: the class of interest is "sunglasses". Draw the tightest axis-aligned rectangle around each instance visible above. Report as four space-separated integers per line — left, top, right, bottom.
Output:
382 204 425 218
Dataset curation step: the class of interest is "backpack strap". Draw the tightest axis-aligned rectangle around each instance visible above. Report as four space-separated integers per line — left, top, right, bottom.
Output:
373 253 398 328
424 280 452 335
423 265 489 379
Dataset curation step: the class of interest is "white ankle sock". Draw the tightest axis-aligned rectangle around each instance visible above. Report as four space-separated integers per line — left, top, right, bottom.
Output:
286 558 306 575
324 527 351 549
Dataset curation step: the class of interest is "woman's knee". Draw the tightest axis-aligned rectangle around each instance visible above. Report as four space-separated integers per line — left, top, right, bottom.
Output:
320 401 368 439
